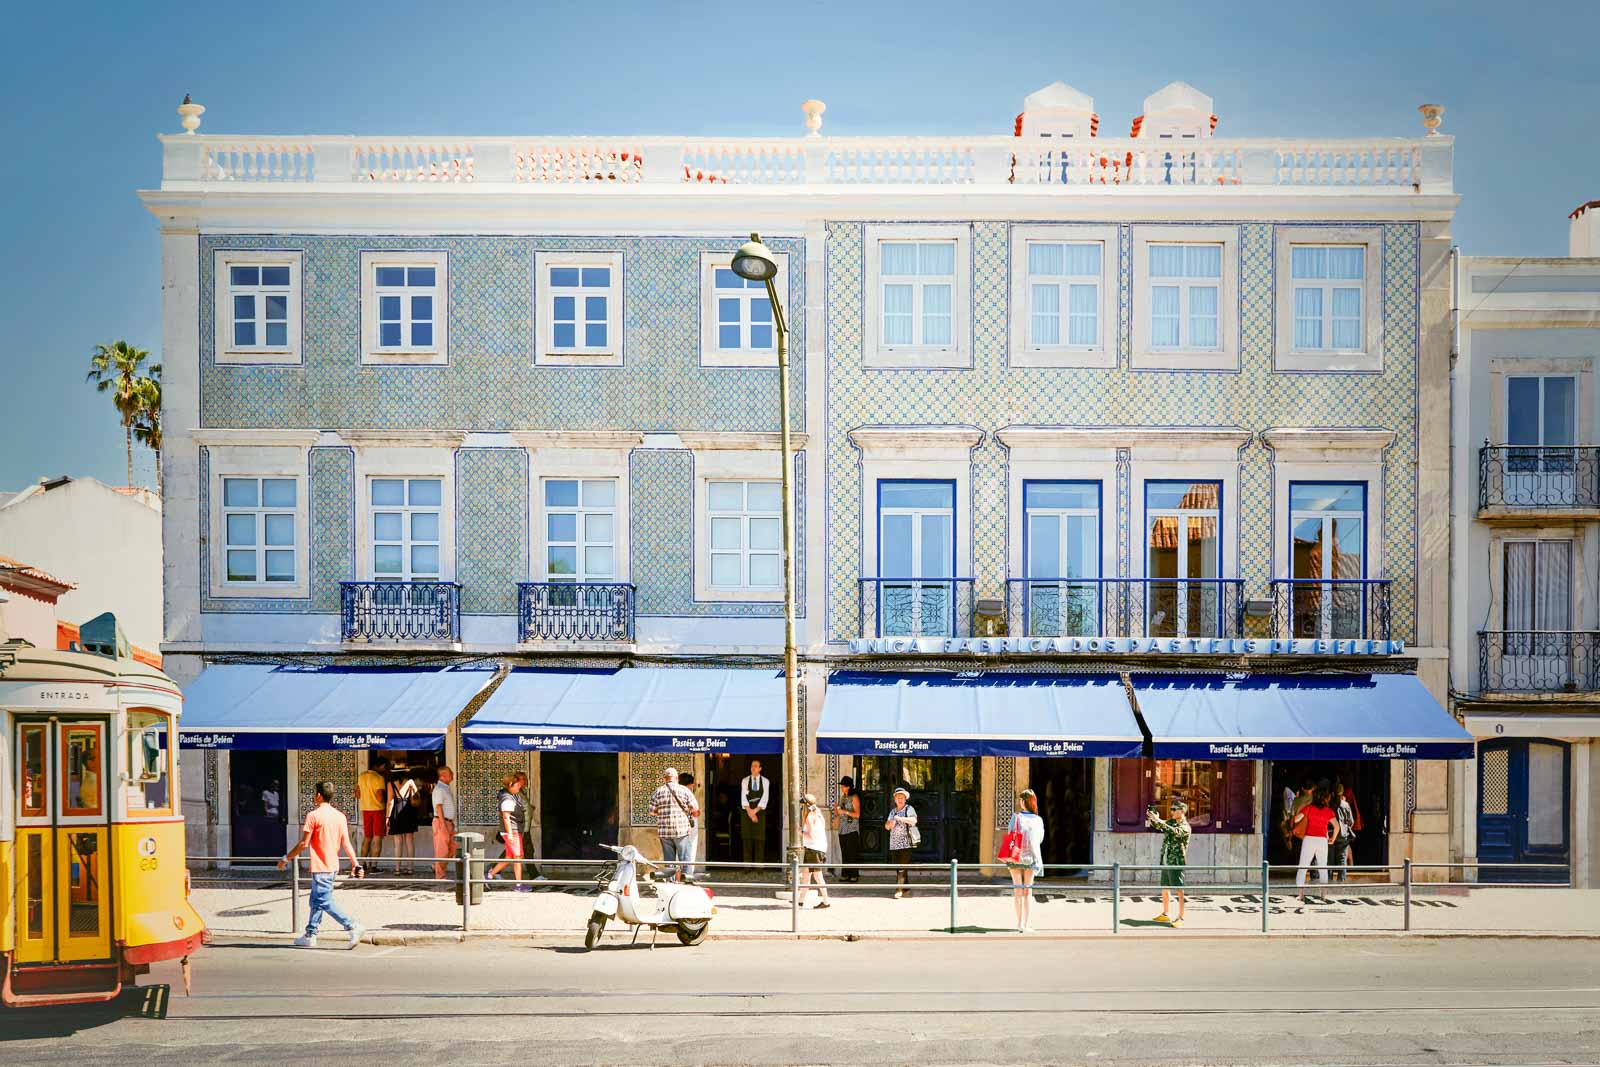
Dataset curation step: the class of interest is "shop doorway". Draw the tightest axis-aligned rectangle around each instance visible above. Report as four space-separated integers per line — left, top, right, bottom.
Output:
856 756 980 863
1267 759 1389 869
1029 759 1094 870
704 753 782 866
1478 739 1569 882
540 752 618 860
230 750 288 861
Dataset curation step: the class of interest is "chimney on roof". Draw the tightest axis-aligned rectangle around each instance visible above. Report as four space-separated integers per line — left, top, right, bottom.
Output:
1131 81 1216 139
1015 82 1098 138
1571 201 1600 258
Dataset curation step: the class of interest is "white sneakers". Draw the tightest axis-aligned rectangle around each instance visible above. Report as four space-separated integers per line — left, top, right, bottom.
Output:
292 934 316 948
292 926 363 948
347 925 365 948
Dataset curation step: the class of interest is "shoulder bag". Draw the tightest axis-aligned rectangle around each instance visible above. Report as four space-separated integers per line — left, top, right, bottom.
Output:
997 813 1025 865
670 784 697 829
905 807 921 848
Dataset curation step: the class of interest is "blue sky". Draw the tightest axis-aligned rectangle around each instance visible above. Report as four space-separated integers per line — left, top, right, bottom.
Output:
1 0 1595 492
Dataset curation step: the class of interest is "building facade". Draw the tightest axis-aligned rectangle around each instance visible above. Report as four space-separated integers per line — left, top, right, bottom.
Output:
147 82 1462 879
1450 202 1600 888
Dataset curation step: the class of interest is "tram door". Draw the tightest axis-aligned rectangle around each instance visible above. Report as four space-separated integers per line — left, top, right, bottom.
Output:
13 719 112 966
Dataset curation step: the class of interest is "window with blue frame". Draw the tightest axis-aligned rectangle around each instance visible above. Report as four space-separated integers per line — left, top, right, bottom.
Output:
1145 480 1222 637
876 481 956 637
1288 482 1366 639
1022 481 1101 636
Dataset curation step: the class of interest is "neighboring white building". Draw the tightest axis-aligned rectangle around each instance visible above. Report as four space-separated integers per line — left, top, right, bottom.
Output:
0 476 163 655
1450 201 1600 888
0 555 74 648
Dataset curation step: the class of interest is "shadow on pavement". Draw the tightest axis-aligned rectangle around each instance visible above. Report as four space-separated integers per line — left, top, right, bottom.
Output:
1 986 170 1039
1119 918 1176 929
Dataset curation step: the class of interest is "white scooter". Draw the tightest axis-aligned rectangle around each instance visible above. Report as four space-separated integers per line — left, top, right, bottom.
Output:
584 843 716 950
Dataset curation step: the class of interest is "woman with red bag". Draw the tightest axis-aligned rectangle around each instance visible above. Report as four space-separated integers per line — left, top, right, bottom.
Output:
1001 788 1046 933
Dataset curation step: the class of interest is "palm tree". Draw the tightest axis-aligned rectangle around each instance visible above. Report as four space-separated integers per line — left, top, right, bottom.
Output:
85 341 152 488
132 366 163 496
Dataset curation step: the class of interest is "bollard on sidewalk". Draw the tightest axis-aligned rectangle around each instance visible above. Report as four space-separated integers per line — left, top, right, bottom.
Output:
789 855 801 934
1261 859 1271 934
1111 862 1121 934
289 856 301 935
1403 858 1413 932
948 859 958 934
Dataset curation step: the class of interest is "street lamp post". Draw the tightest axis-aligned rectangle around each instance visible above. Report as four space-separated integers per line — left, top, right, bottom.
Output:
730 233 802 864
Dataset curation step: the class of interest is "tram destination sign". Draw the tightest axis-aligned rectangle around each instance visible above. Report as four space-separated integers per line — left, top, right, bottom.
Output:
847 636 1405 657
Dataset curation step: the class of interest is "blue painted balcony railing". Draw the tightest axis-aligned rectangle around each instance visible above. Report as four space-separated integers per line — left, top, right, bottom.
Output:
1004 578 1246 639
340 581 461 642
1479 444 1600 509
1269 578 1392 641
1479 630 1600 693
517 582 636 643
858 578 976 639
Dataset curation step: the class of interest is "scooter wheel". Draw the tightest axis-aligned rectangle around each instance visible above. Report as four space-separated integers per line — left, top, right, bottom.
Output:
584 913 606 951
675 919 709 946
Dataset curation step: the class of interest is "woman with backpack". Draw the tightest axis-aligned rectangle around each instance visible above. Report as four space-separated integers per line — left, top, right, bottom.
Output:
387 771 421 876
1001 788 1046 933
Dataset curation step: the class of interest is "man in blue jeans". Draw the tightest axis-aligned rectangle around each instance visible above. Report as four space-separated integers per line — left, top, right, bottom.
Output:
279 779 366 948
647 767 699 881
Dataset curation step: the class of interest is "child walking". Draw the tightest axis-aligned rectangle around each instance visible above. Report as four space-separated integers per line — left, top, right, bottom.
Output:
1146 797 1191 928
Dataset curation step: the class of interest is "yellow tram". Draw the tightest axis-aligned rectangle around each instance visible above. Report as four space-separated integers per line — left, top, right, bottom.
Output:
0 645 204 1007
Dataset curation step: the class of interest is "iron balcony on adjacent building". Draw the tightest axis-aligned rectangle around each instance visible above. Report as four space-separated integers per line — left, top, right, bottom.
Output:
1478 444 1600 521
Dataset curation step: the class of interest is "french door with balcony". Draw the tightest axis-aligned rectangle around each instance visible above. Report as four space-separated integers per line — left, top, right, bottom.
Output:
1502 539 1576 689
1023 481 1101 637
1145 481 1221 637
877 481 955 637
14 719 112 967
1289 482 1366 638
1505 375 1577 504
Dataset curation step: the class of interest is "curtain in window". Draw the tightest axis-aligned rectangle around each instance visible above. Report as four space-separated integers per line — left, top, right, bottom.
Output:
1326 246 1364 280
1331 288 1362 348
1188 286 1219 347
1504 541 1535 632
917 242 955 276
1031 284 1060 345
1291 245 1325 278
1062 243 1100 275
1184 244 1222 278
1149 245 1186 277
1151 286 1181 346
882 284 913 344
1067 284 1097 345
1536 541 1572 631
1294 288 1323 348
1029 242 1065 275
882 242 918 274
922 284 952 345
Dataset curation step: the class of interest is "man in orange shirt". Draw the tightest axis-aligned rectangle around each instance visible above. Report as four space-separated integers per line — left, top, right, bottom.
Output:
279 779 366 948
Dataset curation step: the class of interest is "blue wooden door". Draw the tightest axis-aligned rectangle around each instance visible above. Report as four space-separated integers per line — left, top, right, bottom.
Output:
1478 739 1570 882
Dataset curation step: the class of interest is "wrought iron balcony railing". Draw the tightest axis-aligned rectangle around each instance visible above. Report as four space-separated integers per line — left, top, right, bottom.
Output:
1479 444 1600 510
517 582 636 643
1479 630 1600 693
340 581 461 642
858 578 976 639
1269 578 1392 641
1003 578 1246 639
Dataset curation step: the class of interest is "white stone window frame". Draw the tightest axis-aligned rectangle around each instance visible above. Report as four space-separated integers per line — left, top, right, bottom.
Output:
220 476 301 589
692 446 791 603
1273 226 1383 372
863 225 972 370
706 479 783 593
848 427 982 587
202 438 312 600
1131 225 1239 372
1487 357 1595 445
514 432 638 587
994 430 1118 586
539 477 620 583
1009 225 1118 369
535 251 623 367
352 447 455 583
368 476 445 583
700 251 787 367
214 249 303 366
360 251 449 366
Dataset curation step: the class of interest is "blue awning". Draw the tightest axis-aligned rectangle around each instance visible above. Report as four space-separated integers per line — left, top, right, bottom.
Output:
817 671 1144 758
461 667 786 753
1133 673 1474 760
178 664 498 750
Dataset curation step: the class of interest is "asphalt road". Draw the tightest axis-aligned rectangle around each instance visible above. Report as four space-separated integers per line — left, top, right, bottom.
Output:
5 935 1599 1066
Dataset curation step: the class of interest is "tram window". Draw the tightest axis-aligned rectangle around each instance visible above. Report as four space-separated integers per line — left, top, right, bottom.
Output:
62 725 104 817
127 711 172 812
20 723 47 818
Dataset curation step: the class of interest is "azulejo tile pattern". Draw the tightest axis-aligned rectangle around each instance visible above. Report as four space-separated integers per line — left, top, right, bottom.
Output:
826 220 1423 643
197 236 804 434
455 448 530 615
630 753 676 826
995 757 1016 829
459 749 528 826
310 447 355 612
627 449 806 618
295 750 358 829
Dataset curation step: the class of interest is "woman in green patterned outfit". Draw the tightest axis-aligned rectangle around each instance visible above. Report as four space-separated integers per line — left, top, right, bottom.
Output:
1145 797 1191 927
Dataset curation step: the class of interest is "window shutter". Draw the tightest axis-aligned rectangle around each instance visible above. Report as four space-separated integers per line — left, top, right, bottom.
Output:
1111 758 1150 831
1220 760 1256 833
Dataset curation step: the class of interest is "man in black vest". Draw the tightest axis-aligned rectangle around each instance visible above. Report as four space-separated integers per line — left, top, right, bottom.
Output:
740 759 771 868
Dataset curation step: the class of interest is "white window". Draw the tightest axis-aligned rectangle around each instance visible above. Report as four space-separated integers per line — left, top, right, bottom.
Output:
536 251 622 366
222 477 297 585
370 477 443 581
1291 246 1365 351
542 479 617 582
1273 227 1381 371
1132 226 1238 370
1009 226 1116 368
214 251 302 365
701 253 785 366
1149 244 1222 350
863 225 971 368
708 480 782 591
360 252 449 365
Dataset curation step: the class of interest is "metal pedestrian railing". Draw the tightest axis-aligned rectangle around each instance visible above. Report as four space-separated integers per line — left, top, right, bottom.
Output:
188 852 1571 937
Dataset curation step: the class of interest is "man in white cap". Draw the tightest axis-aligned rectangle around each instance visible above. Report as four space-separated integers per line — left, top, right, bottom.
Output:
647 766 699 881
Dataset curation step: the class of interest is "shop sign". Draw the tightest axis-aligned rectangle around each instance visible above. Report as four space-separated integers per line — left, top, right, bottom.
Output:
0 682 113 710
181 732 236 749
848 637 1405 656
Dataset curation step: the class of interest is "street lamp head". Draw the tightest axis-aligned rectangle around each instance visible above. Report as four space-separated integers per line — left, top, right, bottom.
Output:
730 234 779 282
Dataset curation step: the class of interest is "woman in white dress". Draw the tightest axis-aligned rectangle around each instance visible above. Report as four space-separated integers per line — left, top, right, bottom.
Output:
1004 788 1046 933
